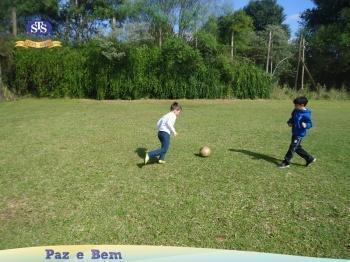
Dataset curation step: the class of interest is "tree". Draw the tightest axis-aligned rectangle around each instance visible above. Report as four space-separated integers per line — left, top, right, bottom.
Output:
0 0 59 37
264 25 292 78
59 0 128 42
176 0 212 39
218 10 254 59
243 24 292 84
0 37 14 99
139 0 214 46
301 0 350 88
0 0 12 35
244 0 289 36
301 0 350 30
140 0 177 47
200 15 218 38
106 0 128 39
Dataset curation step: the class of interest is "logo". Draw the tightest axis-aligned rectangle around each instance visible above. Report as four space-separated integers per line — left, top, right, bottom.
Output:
26 20 52 36
16 19 61 48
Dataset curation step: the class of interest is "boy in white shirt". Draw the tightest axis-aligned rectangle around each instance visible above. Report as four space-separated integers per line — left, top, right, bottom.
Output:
145 102 182 164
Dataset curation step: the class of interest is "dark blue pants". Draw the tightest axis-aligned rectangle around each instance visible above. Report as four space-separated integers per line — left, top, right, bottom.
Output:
284 135 313 164
148 131 170 160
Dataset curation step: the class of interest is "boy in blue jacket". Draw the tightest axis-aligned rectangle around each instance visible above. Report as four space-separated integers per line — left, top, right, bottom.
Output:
279 96 316 168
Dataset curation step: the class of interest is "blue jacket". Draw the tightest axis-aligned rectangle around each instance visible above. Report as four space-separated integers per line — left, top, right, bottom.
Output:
287 108 313 137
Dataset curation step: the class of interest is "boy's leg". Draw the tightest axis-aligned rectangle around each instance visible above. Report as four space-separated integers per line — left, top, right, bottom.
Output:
159 132 170 161
147 148 162 159
295 144 314 163
284 136 302 164
148 132 170 160
148 132 164 159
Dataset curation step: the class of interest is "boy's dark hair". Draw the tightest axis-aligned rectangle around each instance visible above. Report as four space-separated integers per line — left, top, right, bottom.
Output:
170 102 182 111
293 96 308 106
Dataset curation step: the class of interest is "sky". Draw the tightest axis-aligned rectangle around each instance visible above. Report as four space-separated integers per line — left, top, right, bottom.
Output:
229 0 316 37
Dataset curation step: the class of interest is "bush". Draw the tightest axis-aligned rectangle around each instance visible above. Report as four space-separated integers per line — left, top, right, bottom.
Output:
157 38 203 98
194 32 219 58
9 39 273 100
232 59 272 99
214 55 272 99
13 47 87 98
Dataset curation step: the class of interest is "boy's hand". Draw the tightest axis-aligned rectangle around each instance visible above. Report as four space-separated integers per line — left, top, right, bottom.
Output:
301 122 307 128
288 123 292 127
174 132 178 137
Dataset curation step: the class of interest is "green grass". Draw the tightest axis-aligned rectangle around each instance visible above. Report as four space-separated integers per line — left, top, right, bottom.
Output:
0 98 349 259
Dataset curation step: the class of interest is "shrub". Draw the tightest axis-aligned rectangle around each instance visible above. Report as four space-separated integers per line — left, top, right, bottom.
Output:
231 59 272 99
10 39 273 100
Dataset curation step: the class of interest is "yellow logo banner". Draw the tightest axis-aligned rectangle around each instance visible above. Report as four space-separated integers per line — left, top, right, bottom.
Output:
15 39 62 48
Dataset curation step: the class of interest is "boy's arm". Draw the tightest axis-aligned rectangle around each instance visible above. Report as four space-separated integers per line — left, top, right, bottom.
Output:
301 115 312 129
166 116 177 135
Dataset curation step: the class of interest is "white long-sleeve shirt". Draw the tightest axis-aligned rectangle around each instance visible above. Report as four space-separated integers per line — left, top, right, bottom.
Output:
157 111 177 135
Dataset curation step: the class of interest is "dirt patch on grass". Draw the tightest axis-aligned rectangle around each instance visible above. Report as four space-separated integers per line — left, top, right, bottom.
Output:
0 198 28 221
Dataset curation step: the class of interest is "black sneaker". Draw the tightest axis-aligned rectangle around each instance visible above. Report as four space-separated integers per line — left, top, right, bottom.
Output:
306 158 316 167
278 161 290 168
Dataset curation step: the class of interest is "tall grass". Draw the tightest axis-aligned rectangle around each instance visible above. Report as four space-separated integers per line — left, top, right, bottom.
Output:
271 85 350 100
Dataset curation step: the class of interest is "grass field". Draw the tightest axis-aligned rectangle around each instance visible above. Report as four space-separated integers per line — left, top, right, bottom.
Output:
0 98 349 258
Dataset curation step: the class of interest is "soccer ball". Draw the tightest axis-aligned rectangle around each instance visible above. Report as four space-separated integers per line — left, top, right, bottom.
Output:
200 146 211 157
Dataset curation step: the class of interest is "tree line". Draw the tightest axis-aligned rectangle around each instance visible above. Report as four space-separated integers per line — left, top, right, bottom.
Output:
0 0 349 100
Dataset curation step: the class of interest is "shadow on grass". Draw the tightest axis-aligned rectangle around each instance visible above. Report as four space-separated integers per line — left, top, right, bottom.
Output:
229 149 281 165
228 148 304 167
135 148 159 168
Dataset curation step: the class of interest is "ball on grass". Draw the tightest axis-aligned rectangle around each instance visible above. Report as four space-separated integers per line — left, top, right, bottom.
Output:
200 146 211 157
